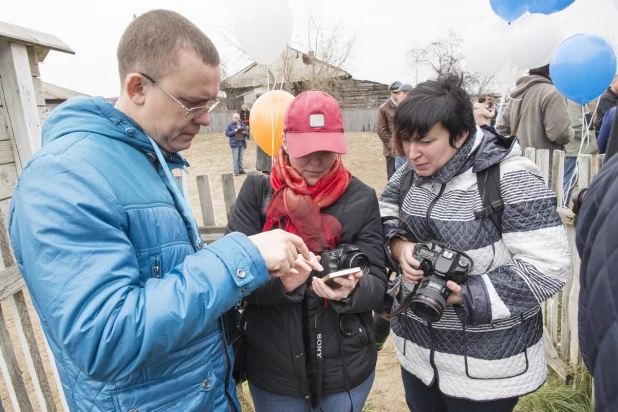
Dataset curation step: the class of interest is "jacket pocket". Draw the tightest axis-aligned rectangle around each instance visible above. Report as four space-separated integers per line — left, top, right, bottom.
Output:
462 314 529 380
111 360 216 412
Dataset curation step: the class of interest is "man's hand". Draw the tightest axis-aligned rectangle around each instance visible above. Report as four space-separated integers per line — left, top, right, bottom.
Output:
390 238 424 284
281 254 321 293
249 230 322 278
446 281 463 305
311 271 362 301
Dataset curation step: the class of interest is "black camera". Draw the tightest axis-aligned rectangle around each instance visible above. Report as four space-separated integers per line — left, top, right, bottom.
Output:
319 244 371 278
408 242 473 323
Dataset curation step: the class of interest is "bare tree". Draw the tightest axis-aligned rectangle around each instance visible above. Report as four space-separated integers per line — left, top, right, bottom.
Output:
406 30 496 96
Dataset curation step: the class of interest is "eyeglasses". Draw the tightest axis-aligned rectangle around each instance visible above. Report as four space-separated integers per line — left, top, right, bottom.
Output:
140 73 219 119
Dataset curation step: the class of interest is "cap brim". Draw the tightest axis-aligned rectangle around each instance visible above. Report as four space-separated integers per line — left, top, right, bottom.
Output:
286 131 347 158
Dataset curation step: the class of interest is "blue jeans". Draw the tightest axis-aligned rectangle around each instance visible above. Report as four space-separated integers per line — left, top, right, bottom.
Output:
563 156 577 207
232 145 245 174
249 371 375 412
395 156 408 170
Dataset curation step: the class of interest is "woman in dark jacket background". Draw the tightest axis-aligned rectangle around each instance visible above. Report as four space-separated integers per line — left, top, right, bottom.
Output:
226 89 387 411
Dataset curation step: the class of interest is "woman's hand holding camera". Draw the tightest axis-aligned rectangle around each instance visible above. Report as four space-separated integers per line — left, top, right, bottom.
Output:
390 238 424 284
446 281 463 305
311 271 362 301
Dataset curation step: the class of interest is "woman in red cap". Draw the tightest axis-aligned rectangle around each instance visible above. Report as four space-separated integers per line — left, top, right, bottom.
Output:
226 89 387 411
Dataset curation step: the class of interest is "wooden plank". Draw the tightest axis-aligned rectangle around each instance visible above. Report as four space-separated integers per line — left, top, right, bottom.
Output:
524 147 536 163
221 173 237 219
0 21 74 57
0 108 10 142
0 265 24 301
26 46 40 78
565 221 581 369
38 105 48 126
199 226 226 235
0 305 34 412
32 77 45 107
535 149 550 185
9 291 57 411
43 337 69 411
595 154 605 174
543 325 574 385
0 163 17 201
0 141 14 165
577 154 592 189
0 40 41 173
196 175 217 227
552 150 565 206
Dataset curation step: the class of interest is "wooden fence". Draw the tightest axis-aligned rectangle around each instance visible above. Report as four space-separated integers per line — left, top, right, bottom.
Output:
200 108 379 134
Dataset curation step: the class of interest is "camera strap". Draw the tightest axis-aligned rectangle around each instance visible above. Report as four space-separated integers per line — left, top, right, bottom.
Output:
474 163 504 234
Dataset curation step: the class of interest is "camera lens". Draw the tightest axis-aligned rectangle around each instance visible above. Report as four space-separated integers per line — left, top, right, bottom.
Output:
341 252 371 276
409 277 448 323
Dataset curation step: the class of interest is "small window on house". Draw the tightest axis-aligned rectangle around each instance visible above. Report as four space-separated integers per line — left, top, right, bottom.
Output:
365 96 378 109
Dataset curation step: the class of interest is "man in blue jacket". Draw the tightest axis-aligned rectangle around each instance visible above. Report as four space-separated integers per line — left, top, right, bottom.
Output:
225 113 248 176
9 10 319 412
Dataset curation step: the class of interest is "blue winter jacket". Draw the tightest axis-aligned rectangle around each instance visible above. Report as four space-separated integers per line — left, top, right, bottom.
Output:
225 121 248 148
8 96 270 411
597 106 616 154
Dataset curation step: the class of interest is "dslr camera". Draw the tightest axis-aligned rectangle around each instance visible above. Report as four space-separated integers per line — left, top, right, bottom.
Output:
319 244 371 278
408 242 473 322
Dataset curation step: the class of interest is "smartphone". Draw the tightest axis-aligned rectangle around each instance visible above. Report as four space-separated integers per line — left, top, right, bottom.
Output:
321 267 362 283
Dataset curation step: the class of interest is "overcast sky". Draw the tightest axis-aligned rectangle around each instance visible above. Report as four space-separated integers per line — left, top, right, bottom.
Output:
3 0 616 97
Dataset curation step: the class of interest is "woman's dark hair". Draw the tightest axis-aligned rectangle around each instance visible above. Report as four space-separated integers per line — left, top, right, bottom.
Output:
393 74 476 155
478 96 487 104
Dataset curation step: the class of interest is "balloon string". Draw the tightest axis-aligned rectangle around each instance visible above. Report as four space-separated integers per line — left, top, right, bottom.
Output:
561 103 598 208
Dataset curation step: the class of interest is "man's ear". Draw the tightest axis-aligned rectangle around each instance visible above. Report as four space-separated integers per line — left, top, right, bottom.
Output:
124 74 147 106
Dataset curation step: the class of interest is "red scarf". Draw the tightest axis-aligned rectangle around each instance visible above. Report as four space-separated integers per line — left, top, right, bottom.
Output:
264 147 352 253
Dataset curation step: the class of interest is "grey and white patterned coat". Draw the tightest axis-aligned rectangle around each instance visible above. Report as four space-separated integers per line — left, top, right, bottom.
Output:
379 126 571 401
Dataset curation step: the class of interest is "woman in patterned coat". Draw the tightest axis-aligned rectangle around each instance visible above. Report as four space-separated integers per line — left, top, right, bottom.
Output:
379 75 571 412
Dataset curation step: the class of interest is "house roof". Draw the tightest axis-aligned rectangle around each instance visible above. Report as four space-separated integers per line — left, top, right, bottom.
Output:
222 47 351 90
42 81 88 100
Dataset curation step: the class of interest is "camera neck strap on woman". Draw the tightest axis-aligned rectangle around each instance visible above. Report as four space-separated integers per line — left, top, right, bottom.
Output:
264 147 352 252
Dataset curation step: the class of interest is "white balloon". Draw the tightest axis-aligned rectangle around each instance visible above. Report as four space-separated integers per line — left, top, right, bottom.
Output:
509 13 560 70
232 0 294 65
496 61 525 85
463 20 511 76
614 0 618 11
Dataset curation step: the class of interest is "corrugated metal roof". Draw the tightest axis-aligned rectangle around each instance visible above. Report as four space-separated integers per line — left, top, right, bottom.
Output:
42 81 88 100
222 47 350 89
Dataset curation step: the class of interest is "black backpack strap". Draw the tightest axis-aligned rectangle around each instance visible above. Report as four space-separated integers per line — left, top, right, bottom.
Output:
474 163 503 233
399 167 414 207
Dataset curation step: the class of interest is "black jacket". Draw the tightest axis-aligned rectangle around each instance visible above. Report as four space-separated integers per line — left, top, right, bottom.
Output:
576 155 618 412
594 87 618 132
226 174 387 405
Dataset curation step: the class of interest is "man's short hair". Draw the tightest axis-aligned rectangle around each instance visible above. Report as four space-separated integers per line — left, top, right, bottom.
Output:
393 74 476 156
117 10 220 84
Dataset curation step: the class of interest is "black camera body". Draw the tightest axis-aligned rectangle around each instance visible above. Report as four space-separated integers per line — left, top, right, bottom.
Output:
409 242 473 323
319 244 371 278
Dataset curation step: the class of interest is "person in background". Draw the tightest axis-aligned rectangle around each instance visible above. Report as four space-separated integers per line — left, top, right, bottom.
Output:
496 64 574 168
597 106 616 154
227 89 387 412
564 100 598 205
225 112 248 176
8 10 320 412
473 96 493 127
394 84 414 170
240 103 250 132
377 81 402 180
485 94 497 126
593 74 618 137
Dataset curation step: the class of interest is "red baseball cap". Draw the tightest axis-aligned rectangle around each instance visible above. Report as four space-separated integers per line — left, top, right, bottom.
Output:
283 89 347 158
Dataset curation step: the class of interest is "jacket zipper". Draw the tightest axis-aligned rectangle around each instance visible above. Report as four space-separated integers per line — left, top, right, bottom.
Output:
153 256 161 279
218 319 236 412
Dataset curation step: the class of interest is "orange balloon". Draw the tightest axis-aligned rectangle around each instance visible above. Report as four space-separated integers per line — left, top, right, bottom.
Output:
249 90 295 156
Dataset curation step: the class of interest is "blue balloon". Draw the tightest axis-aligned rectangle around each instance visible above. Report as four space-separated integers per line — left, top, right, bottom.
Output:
551 34 617 104
529 0 541 13
534 0 576 14
490 0 533 22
